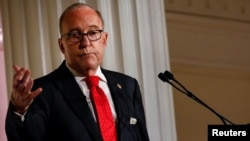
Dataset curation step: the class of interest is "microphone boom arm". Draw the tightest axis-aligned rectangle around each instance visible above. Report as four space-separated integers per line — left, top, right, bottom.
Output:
173 77 234 125
158 71 235 125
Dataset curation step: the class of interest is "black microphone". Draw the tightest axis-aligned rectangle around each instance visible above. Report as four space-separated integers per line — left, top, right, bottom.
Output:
163 70 174 80
158 72 168 82
158 70 235 125
158 72 187 94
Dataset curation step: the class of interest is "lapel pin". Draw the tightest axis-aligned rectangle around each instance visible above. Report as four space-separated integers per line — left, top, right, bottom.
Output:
117 83 122 89
130 117 137 125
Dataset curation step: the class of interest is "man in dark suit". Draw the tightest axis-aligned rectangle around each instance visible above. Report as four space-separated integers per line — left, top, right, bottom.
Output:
5 3 149 141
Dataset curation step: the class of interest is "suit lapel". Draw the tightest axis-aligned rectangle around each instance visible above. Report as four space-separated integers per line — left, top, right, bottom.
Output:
102 69 133 129
54 62 102 141
103 69 143 141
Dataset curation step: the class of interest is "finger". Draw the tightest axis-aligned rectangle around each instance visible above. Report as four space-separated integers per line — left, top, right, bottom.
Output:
13 64 21 72
27 88 43 100
13 70 31 97
23 78 42 100
21 69 31 87
13 68 31 89
23 78 35 94
13 68 26 88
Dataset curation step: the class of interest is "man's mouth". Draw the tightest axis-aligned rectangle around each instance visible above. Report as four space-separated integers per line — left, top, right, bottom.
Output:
80 52 95 56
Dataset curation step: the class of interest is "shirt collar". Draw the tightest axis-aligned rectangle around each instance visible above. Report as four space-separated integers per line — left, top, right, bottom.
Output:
66 62 107 83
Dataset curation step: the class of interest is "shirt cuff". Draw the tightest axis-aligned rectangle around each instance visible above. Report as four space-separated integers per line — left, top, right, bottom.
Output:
14 111 26 122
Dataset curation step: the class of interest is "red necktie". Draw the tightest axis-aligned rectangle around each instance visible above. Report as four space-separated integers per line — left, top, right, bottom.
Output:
85 76 117 141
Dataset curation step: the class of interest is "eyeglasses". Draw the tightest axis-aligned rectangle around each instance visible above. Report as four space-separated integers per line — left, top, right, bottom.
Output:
61 30 103 43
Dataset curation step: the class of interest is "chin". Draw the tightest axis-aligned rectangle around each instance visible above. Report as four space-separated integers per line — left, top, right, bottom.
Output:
82 62 98 69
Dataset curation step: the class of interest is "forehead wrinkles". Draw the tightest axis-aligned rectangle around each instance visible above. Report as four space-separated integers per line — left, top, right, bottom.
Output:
60 5 104 34
62 7 102 33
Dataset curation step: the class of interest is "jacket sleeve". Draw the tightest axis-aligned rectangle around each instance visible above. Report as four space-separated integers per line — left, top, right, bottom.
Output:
5 102 24 141
5 94 49 141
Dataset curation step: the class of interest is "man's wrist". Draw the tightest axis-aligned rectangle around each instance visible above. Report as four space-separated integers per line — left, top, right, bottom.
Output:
9 100 27 122
10 98 28 115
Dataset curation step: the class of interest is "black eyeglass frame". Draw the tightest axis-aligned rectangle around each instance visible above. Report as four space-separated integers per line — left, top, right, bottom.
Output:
61 30 104 43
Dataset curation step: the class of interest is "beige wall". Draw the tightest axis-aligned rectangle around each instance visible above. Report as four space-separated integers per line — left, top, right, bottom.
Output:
165 3 250 141
171 64 250 141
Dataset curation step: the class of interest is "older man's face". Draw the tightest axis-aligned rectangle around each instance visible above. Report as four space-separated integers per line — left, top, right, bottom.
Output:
59 6 107 75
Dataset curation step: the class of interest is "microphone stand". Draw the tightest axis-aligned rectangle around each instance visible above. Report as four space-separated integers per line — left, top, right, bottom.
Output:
158 71 235 125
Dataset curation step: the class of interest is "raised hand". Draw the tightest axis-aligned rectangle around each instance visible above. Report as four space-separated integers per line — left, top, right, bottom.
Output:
10 65 43 114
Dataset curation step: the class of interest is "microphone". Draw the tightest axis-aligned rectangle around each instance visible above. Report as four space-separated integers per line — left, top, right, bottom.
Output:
158 72 187 94
158 72 168 82
158 70 235 125
163 70 174 80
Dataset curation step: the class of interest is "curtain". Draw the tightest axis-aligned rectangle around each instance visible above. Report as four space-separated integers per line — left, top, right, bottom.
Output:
0 9 8 141
0 0 177 140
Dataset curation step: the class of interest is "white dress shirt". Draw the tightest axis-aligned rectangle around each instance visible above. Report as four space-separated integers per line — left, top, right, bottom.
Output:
66 64 117 121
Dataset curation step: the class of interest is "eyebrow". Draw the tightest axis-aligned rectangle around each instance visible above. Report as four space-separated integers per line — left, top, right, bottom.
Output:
87 25 103 30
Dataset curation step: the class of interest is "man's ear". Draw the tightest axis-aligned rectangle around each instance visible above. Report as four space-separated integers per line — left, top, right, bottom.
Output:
103 32 108 48
58 39 65 53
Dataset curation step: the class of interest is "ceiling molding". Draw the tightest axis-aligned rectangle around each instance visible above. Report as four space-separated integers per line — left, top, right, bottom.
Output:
165 12 250 72
165 0 250 23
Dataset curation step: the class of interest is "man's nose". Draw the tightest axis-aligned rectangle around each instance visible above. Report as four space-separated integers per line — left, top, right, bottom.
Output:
80 35 90 47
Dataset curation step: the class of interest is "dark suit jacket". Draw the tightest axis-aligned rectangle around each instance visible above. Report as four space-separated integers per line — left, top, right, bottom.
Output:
5 61 149 141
